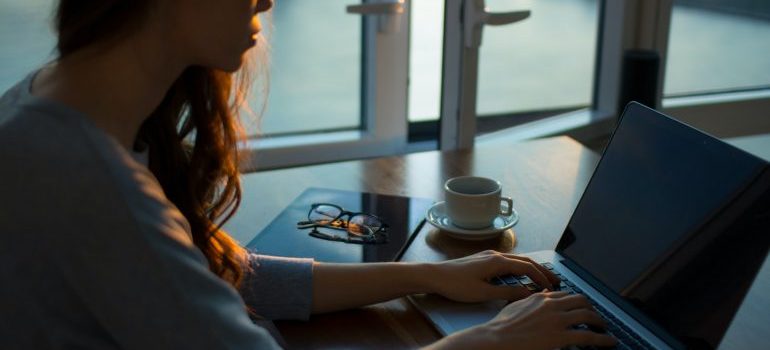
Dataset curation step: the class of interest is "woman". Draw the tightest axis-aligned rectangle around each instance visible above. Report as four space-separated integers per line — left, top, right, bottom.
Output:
0 0 616 348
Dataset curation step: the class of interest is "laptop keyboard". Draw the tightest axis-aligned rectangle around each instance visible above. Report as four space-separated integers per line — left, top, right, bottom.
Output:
492 262 655 350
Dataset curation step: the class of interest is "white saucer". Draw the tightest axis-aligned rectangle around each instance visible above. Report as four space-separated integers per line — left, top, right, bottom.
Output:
425 201 519 240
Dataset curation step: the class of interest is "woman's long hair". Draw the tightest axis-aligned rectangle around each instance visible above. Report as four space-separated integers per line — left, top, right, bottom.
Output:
55 0 261 287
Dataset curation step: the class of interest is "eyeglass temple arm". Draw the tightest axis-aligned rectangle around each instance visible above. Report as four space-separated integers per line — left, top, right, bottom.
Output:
309 230 347 242
296 220 316 229
297 221 350 232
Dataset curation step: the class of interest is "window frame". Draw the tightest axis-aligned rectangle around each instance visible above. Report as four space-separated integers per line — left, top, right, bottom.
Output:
242 0 411 171
443 0 770 149
436 0 612 150
547 0 770 142
245 0 770 171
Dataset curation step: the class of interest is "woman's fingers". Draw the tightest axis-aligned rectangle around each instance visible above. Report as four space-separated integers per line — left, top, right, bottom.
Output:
560 308 607 329
503 254 562 285
503 258 554 290
557 300 614 347
548 293 593 311
483 253 554 290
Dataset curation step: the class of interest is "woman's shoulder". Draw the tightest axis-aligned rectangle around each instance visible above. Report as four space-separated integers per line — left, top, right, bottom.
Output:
0 71 101 163
0 73 191 239
0 90 131 190
0 71 143 180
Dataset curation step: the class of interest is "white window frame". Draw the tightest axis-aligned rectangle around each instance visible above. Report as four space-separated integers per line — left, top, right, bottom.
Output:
610 0 770 138
241 0 411 171
440 0 617 149
461 0 770 146
245 0 770 171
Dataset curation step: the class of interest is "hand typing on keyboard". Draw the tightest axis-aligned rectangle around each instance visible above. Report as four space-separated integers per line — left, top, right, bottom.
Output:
425 291 618 350
424 252 618 350
425 250 562 303
494 264 653 349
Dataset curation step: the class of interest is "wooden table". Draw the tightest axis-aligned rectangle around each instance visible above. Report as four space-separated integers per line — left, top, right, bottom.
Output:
226 136 599 348
225 136 770 349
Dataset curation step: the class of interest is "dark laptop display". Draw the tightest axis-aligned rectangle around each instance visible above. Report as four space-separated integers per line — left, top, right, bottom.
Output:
557 103 770 349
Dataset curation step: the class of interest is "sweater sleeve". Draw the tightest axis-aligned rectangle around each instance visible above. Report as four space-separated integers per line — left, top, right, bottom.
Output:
240 253 315 320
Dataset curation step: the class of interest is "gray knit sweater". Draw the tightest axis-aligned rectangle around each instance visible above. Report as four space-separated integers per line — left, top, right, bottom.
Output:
0 73 314 349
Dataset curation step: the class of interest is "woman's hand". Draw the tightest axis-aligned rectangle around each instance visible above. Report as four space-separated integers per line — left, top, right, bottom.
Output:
425 250 562 303
426 292 618 350
311 250 557 314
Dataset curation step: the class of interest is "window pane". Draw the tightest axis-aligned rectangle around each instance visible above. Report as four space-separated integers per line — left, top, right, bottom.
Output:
0 1 363 138
476 0 599 116
257 1 361 136
408 0 444 122
664 1 770 96
0 0 56 93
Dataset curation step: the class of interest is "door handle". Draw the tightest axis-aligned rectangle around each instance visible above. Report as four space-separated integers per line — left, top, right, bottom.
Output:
347 0 405 33
464 0 530 48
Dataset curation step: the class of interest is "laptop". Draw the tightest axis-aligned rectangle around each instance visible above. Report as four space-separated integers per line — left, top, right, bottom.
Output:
409 102 770 349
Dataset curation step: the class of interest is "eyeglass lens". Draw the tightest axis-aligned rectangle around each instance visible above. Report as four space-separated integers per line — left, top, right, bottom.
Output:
347 214 382 236
308 204 383 237
308 204 343 226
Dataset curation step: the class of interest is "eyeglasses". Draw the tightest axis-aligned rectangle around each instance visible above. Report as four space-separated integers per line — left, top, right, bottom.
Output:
296 203 389 244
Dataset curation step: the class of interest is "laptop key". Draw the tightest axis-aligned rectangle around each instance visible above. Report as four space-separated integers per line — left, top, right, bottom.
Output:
500 274 520 286
524 283 540 292
517 276 534 284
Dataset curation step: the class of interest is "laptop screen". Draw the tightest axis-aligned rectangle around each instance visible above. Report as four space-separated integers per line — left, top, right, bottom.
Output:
556 103 770 349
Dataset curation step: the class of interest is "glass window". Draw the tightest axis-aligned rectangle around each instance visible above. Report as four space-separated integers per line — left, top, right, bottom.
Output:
476 0 599 116
664 1 770 97
408 0 599 122
257 0 362 136
408 0 444 123
0 1 362 138
0 0 56 93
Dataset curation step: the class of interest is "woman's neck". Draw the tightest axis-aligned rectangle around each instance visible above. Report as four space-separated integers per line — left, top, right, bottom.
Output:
32 33 186 151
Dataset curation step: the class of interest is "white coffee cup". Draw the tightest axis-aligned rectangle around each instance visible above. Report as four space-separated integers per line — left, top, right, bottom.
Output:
444 176 513 229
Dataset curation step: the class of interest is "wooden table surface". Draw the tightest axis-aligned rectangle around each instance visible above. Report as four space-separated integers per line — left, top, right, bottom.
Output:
226 136 600 349
227 136 600 248
225 136 770 349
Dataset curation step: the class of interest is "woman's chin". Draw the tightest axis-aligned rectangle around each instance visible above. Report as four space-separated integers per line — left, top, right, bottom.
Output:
221 63 243 73
198 47 252 73
217 55 247 73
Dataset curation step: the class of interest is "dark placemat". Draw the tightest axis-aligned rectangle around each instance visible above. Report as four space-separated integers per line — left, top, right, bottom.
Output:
246 187 434 263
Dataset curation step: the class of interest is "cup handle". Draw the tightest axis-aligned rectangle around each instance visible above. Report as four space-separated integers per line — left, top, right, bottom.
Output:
500 197 513 216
